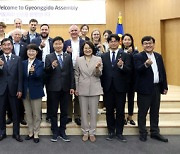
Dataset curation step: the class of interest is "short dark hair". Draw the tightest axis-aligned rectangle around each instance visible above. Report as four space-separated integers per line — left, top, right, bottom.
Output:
141 36 155 44
80 24 89 31
29 19 38 24
107 34 120 43
1 38 13 46
103 30 112 36
27 44 39 52
40 24 49 29
122 33 135 51
81 41 96 55
52 36 64 44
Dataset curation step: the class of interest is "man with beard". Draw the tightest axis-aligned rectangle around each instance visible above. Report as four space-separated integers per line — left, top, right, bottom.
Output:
22 19 40 44
31 24 54 123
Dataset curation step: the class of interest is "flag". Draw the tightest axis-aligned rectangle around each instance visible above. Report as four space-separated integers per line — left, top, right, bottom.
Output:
116 14 124 37
116 13 124 48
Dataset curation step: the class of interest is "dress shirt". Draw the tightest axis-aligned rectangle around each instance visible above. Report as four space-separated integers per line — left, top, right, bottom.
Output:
29 32 36 42
55 51 63 68
146 52 159 83
28 59 35 75
4 53 12 62
13 42 20 56
41 37 50 63
71 38 80 67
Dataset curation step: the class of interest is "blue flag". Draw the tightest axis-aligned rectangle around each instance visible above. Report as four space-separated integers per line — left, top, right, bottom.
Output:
116 15 124 37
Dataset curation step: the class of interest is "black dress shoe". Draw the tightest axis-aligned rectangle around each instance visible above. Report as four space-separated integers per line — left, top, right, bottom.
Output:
20 119 27 125
33 138 39 143
12 135 23 142
0 134 7 141
75 118 81 125
6 118 12 125
25 135 34 140
116 134 127 143
66 118 72 124
106 133 115 141
139 134 147 142
150 134 168 142
127 118 136 125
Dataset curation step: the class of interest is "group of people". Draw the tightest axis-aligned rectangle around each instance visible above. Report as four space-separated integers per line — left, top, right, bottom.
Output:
0 18 168 144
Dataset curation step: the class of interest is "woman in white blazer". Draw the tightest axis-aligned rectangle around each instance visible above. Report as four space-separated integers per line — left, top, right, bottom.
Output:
75 41 103 142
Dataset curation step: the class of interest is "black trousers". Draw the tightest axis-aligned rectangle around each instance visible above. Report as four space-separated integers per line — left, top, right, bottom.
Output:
104 85 126 135
0 88 20 135
6 98 25 121
49 90 69 135
137 84 160 135
126 82 135 116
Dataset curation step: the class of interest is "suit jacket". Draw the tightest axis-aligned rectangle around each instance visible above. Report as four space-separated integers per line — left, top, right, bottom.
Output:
22 59 45 99
63 38 85 57
0 54 22 96
12 41 28 60
45 52 74 92
31 37 54 61
75 55 103 96
133 51 168 94
119 48 139 84
21 32 40 44
101 49 131 93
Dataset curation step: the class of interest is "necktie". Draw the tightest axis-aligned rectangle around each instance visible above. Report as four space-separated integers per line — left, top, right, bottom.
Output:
58 54 63 68
6 55 10 66
112 52 116 67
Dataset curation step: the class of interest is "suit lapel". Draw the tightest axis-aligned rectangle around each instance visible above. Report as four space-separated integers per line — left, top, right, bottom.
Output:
106 51 112 66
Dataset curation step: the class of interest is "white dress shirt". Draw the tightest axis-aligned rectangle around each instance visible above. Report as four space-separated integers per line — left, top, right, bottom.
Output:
146 52 159 83
71 38 80 67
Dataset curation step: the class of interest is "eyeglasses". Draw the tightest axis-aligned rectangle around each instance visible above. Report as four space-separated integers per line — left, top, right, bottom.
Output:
143 42 154 46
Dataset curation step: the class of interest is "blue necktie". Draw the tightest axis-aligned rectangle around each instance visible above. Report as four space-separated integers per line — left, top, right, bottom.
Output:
112 52 116 67
6 55 10 66
58 54 63 68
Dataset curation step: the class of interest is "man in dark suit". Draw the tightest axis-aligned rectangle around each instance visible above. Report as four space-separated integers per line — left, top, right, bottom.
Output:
134 36 168 142
6 28 27 125
21 19 40 44
101 34 131 142
31 24 54 122
63 24 84 126
45 36 74 142
0 38 23 142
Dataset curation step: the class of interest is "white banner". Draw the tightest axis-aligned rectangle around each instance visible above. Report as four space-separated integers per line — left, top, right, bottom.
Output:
0 1 106 24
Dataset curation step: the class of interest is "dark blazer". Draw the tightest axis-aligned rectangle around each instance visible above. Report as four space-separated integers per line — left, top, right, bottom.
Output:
101 49 131 93
31 37 54 61
63 38 85 57
133 51 168 94
21 32 40 44
0 54 22 96
12 41 28 60
120 48 139 84
22 59 45 99
45 52 74 92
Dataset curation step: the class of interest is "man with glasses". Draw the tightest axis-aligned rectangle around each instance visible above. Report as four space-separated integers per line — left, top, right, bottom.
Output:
134 36 168 142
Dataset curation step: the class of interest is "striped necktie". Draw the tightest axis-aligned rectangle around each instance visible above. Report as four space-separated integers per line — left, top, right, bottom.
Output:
58 54 63 68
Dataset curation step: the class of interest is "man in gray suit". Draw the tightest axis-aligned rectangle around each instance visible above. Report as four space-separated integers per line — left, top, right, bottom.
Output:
45 36 74 142
0 38 23 142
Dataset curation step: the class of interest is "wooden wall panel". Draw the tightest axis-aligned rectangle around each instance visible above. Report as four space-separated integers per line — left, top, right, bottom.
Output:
161 18 180 85
124 0 180 52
